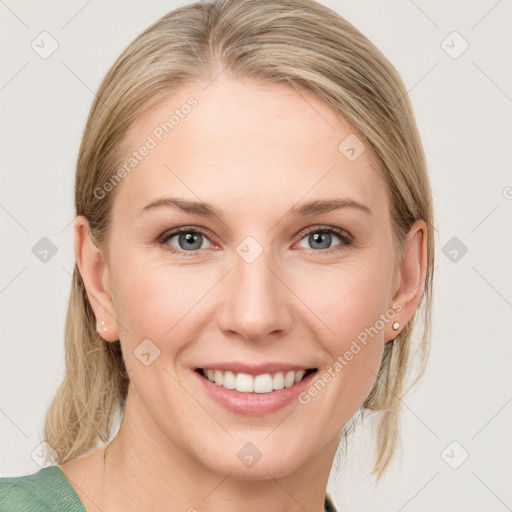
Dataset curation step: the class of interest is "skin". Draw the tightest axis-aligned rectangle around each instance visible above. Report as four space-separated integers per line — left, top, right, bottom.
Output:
60 74 427 512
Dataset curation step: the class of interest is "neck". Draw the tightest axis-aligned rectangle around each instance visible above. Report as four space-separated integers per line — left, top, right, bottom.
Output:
97 388 337 512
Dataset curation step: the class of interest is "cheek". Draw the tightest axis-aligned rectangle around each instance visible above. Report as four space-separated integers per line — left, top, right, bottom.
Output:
291 256 392 345
111 247 393 346
111 255 214 346
288 257 391 413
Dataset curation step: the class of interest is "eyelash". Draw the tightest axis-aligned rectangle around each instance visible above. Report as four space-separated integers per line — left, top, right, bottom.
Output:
158 225 353 257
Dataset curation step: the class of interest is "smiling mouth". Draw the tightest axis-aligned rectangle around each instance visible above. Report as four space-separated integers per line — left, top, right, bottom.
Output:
195 368 317 393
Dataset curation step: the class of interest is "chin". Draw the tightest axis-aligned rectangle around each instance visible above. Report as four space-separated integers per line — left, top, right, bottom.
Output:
191 430 315 481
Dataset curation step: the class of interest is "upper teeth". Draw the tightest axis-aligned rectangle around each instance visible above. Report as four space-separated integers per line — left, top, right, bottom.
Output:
201 369 307 393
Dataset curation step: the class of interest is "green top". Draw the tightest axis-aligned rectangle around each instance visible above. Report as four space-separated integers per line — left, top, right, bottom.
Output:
0 466 85 511
0 466 338 511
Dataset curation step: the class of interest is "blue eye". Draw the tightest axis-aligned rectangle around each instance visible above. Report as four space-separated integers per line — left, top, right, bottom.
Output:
296 227 352 252
159 226 352 256
161 229 214 254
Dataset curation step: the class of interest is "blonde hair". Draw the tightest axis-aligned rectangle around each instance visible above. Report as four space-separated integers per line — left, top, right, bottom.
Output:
43 0 435 481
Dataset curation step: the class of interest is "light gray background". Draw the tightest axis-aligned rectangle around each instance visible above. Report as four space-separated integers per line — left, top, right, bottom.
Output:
1 1 511 510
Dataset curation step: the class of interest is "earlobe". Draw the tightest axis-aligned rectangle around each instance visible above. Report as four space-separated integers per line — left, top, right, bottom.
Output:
385 220 428 343
73 215 119 342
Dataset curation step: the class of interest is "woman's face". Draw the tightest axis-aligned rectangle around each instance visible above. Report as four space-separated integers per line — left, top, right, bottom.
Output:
82 75 419 479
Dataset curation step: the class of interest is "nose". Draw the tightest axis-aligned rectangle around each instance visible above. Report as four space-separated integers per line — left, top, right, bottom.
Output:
216 244 293 344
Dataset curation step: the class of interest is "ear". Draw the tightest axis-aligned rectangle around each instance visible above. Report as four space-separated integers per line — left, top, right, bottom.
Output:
73 215 119 342
385 219 428 343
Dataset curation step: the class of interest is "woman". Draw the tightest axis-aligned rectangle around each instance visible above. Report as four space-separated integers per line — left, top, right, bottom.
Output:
0 0 434 510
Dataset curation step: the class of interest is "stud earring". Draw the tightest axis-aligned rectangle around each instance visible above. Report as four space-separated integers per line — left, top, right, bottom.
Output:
98 320 108 332
392 321 400 331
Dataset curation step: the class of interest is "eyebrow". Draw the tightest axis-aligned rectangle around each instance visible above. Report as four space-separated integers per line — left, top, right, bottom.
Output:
137 196 372 218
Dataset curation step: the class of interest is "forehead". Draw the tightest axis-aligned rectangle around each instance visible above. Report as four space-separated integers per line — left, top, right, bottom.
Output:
112 75 388 221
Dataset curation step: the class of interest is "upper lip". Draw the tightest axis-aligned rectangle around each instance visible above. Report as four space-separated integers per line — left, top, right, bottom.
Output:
195 362 316 376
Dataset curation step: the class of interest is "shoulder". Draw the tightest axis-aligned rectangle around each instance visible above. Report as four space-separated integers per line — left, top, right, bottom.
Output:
0 467 50 512
0 466 85 512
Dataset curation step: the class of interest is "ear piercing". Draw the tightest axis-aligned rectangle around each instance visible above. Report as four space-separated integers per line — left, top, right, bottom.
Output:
98 320 108 332
392 321 400 331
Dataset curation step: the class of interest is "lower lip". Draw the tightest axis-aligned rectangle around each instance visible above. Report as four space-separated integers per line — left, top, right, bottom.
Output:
193 369 317 416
